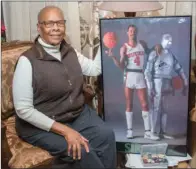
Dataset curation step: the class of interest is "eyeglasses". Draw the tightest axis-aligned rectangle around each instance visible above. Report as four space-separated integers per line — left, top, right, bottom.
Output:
39 20 66 28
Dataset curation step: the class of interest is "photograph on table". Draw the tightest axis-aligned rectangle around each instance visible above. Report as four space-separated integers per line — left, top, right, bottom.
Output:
99 16 192 153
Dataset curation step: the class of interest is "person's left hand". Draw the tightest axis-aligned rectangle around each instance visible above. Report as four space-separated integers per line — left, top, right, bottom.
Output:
105 48 114 58
155 44 162 56
100 10 116 19
104 14 116 19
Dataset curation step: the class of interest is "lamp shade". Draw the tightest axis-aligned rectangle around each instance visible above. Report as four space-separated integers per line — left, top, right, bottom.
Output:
98 1 163 12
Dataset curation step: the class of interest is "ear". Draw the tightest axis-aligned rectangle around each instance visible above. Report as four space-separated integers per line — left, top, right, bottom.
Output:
37 23 41 34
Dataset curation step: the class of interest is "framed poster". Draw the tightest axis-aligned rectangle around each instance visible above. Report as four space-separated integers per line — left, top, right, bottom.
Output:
99 16 192 156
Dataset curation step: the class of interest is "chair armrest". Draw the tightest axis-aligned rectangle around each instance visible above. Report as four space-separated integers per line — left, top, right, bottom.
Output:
193 65 196 78
2 121 12 169
83 84 96 107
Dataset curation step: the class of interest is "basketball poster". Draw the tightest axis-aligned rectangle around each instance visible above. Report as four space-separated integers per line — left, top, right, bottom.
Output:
99 16 192 156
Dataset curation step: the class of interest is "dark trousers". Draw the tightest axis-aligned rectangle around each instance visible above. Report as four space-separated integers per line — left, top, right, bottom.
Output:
20 105 116 168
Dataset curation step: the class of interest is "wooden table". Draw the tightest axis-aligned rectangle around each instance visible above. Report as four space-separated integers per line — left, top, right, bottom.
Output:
177 161 189 168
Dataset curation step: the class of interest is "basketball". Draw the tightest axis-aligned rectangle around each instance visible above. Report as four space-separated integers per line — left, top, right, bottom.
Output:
103 32 117 49
172 76 183 89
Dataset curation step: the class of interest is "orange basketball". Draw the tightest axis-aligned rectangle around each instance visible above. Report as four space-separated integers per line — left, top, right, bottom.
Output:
103 32 117 49
172 76 183 89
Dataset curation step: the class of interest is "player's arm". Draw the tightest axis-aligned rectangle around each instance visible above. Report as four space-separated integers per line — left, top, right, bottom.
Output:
144 51 156 91
140 40 162 55
119 46 126 70
108 46 126 71
173 55 188 95
173 55 188 87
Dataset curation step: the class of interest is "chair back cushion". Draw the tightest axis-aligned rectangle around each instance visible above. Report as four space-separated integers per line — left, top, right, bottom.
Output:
1 42 33 120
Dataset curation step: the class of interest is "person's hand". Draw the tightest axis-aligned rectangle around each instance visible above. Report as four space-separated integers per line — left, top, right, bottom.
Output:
104 14 116 19
105 48 114 58
63 127 89 160
155 44 162 56
102 11 116 19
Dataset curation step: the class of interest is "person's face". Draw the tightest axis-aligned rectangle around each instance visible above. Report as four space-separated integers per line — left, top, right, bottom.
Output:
127 27 137 39
161 36 172 49
37 9 65 45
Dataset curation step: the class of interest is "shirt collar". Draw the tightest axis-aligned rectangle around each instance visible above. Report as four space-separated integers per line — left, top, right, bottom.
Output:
34 35 71 61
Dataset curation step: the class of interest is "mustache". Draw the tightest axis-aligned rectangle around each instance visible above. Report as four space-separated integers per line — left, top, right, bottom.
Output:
50 34 62 36
51 29 61 32
50 30 63 36
49 29 64 36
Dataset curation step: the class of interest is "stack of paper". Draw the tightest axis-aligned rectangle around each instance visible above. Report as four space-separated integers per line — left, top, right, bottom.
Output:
166 154 192 167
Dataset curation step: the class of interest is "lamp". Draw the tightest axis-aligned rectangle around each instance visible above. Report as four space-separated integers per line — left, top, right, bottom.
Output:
98 1 163 12
97 1 163 17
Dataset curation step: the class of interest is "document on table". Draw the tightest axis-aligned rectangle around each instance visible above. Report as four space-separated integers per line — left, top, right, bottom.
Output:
166 154 192 167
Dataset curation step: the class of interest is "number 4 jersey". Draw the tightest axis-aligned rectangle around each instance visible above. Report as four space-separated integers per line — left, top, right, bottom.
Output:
123 42 147 89
123 42 145 70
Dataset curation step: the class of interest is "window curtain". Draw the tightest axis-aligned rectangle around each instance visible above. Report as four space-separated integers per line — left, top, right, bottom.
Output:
1 1 6 42
2 1 81 52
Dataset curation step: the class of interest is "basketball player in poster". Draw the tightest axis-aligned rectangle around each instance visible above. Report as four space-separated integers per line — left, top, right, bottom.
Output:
106 25 159 140
144 33 188 139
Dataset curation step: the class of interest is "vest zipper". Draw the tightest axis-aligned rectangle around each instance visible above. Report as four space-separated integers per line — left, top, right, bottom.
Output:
70 96 73 104
62 64 73 104
65 68 73 104
63 66 72 86
68 80 72 86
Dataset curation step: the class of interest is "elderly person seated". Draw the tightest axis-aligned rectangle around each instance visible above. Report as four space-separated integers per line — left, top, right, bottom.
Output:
12 6 116 169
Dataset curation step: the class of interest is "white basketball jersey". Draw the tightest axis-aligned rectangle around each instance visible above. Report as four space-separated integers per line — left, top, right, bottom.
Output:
124 42 145 70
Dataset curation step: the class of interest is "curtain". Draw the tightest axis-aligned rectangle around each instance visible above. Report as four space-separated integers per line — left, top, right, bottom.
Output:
2 1 81 52
1 1 6 42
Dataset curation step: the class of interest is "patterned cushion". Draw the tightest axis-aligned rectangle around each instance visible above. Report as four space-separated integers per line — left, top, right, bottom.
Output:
190 65 196 122
1 45 32 120
5 116 53 168
191 68 196 83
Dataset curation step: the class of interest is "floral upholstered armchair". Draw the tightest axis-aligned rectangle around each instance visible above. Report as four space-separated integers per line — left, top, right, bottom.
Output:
1 41 95 169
